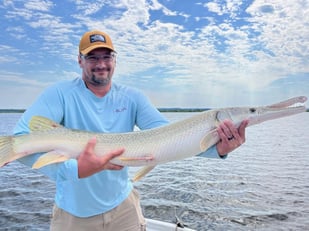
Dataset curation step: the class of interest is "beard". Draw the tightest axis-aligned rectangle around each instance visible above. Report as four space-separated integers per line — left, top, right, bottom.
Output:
88 67 112 86
90 74 111 86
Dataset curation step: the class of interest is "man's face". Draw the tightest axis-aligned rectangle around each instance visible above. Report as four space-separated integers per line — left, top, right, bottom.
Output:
79 48 116 87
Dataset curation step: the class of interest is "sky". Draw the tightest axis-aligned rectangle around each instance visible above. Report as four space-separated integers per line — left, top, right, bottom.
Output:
0 0 308 109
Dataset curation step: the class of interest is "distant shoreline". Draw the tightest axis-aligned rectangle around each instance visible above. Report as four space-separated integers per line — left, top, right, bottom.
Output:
0 109 25 113
0 108 308 113
0 108 210 113
158 108 210 112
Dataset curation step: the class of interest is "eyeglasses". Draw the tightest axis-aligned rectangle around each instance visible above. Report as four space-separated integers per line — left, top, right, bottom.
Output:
81 53 115 63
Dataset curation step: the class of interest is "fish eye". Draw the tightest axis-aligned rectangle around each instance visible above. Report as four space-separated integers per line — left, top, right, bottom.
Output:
249 108 256 113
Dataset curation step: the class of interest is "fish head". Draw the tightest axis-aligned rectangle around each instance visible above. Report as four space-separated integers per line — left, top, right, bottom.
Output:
216 96 307 127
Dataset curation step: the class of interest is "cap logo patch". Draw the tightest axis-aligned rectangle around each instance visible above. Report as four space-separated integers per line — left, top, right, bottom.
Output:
90 34 106 43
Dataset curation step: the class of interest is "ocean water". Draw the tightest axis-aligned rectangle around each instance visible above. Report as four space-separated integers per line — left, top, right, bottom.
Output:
0 112 309 231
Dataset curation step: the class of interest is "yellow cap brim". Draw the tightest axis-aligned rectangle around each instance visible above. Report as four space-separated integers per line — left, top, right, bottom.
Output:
80 44 115 55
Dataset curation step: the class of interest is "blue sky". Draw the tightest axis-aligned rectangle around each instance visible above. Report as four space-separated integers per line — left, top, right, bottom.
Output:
0 0 308 109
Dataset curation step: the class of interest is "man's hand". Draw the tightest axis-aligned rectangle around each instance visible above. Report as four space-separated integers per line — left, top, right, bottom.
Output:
216 119 248 156
78 137 125 178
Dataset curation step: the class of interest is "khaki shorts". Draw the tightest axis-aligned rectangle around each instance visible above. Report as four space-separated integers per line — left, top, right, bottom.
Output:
50 189 146 231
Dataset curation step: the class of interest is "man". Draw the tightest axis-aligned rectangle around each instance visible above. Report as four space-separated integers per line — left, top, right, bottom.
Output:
14 30 248 230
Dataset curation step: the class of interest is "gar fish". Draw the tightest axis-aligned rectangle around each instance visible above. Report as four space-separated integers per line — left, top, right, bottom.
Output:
0 96 307 181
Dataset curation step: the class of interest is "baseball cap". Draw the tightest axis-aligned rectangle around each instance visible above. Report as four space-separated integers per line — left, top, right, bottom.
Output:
79 30 115 55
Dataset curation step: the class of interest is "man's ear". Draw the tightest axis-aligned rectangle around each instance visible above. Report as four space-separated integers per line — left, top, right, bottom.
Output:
78 55 83 67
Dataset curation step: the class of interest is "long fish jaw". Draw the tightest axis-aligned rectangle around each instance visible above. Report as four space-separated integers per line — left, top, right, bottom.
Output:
219 96 307 127
248 96 307 126
268 96 307 108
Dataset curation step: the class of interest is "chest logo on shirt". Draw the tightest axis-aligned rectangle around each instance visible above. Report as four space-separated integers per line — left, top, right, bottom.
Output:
115 107 127 113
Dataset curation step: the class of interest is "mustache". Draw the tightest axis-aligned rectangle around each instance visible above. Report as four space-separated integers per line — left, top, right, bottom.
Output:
91 67 111 72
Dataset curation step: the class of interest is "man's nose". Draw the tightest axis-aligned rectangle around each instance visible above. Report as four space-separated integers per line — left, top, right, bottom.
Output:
95 59 108 67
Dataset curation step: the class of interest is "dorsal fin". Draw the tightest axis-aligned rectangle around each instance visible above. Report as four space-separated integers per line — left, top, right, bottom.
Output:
29 116 63 132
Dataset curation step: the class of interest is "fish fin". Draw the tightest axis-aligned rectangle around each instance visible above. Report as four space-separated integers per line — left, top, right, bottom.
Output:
32 151 69 169
200 130 220 152
29 116 64 132
0 136 14 167
118 155 154 162
132 166 156 182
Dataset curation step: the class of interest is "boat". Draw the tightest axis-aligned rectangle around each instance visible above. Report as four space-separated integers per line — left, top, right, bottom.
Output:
146 218 196 231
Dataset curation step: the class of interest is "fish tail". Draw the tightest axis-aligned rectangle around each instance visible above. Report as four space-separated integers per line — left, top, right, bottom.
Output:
0 136 14 167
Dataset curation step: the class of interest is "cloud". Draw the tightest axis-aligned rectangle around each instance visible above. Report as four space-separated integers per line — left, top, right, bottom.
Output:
0 0 308 108
204 0 242 18
24 0 54 12
0 70 52 87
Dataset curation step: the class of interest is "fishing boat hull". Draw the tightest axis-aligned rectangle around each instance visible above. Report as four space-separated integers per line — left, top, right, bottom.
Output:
146 218 196 231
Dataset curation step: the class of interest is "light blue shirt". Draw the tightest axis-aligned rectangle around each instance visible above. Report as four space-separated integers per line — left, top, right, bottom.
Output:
14 77 221 217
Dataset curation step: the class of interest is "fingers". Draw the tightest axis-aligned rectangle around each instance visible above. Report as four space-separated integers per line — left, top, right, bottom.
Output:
83 136 97 155
218 120 237 142
102 147 125 161
101 148 125 171
219 120 247 142
216 119 248 156
238 120 249 143
104 163 124 171
84 136 125 163
78 137 125 178
224 120 235 137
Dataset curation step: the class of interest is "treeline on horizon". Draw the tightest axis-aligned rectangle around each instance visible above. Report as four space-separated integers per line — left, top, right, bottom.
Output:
1 108 309 113
0 108 211 113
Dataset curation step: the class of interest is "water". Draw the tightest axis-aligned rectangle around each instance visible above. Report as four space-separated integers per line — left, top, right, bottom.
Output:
1 112 309 231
